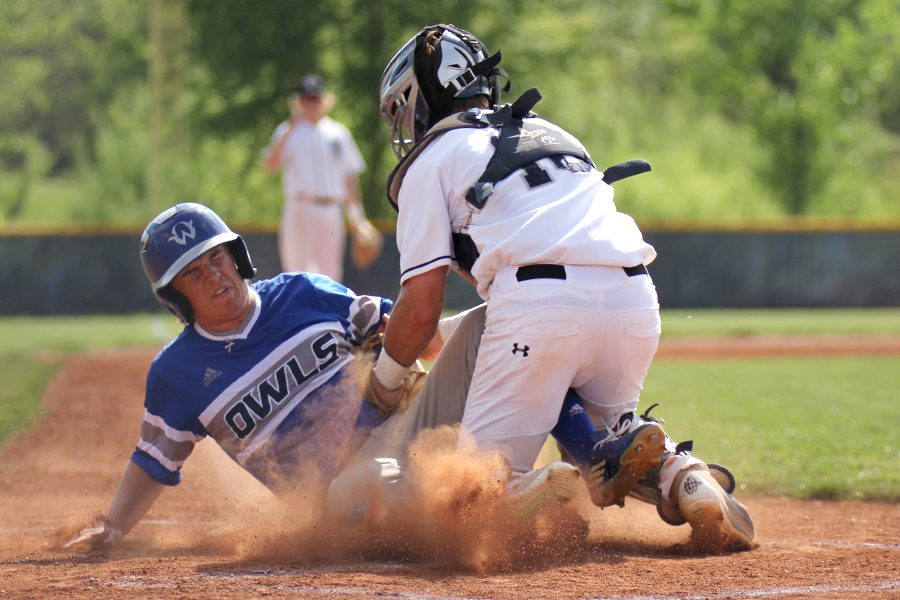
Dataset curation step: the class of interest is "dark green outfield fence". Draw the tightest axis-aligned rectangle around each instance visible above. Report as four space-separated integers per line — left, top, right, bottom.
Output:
1 226 898 315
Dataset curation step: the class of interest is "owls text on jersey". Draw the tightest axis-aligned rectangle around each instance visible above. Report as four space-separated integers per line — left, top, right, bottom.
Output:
131 272 392 493
395 116 656 299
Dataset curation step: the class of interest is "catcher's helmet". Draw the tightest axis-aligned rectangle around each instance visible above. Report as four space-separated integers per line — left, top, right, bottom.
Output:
139 202 256 324
379 24 507 158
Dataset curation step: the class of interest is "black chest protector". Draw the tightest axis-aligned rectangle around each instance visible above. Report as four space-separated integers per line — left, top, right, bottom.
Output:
386 87 651 274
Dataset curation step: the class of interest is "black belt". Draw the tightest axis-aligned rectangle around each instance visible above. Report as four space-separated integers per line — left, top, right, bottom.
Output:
515 263 648 282
623 264 649 277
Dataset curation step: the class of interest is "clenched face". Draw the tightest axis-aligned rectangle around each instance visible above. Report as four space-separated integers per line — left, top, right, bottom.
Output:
171 244 252 332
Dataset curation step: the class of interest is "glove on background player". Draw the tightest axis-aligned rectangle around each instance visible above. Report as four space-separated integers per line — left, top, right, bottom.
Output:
350 219 384 269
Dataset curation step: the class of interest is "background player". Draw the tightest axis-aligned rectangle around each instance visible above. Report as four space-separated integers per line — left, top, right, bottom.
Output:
263 73 381 280
372 24 753 552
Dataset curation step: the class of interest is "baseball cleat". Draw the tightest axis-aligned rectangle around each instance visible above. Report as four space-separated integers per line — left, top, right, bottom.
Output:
630 460 738 526
672 465 755 553
587 420 667 508
706 463 737 494
508 460 581 518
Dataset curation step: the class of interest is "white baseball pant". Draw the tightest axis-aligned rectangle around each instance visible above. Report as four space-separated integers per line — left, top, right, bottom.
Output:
279 200 345 280
461 264 661 473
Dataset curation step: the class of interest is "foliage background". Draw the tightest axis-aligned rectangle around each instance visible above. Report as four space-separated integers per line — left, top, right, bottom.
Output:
1 0 898 227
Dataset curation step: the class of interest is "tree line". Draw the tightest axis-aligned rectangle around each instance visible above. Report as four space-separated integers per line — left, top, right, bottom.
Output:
1 0 898 225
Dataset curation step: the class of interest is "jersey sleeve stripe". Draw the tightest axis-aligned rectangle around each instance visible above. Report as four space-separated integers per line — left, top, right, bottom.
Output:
136 438 187 473
400 255 452 278
139 421 196 463
131 449 181 486
142 409 204 443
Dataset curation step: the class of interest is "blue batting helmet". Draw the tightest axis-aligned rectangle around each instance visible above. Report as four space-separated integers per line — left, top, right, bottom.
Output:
139 202 256 323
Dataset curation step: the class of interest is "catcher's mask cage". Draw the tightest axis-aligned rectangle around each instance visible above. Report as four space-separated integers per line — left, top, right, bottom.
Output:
140 202 256 324
379 23 507 158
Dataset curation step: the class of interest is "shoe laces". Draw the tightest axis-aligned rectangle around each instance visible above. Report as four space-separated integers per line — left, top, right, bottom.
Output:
599 403 664 441
589 411 640 480
639 402 663 423
614 413 639 437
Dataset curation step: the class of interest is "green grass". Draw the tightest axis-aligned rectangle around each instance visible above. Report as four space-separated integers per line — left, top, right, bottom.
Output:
0 353 59 444
1 310 898 501
660 308 900 338
643 356 900 501
0 312 181 353
0 312 182 446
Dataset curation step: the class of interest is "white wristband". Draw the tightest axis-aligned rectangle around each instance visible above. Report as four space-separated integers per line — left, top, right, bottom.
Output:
374 350 410 390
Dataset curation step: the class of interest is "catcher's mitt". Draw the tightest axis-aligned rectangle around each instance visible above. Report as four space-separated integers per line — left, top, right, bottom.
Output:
350 220 384 269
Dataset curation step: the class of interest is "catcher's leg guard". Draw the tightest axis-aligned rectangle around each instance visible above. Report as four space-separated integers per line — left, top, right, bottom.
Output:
670 464 755 553
586 416 667 508
552 393 666 509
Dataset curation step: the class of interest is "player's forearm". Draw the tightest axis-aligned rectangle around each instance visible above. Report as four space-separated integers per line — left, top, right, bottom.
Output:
344 176 367 230
105 460 165 537
382 296 441 365
263 143 284 173
419 329 445 361
381 268 447 368
262 126 292 173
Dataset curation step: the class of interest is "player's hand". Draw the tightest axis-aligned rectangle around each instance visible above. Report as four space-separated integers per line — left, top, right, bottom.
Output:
360 315 389 354
367 369 404 415
63 519 123 554
366 362 427 416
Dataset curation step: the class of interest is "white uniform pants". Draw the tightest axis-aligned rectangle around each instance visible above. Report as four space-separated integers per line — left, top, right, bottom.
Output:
279 200 345 280
462 265 661 473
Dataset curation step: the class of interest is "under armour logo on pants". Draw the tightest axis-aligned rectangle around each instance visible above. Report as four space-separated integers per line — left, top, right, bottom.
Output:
512 343 529 357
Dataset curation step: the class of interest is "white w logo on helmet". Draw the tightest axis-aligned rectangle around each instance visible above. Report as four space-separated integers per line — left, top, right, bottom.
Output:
168 220 196 246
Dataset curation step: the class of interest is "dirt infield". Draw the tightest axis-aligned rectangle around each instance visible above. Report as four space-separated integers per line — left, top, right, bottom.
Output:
1 341 898 599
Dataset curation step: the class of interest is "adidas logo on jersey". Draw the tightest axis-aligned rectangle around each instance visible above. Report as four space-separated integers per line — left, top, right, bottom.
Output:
568 401 586 418
203 367 223 388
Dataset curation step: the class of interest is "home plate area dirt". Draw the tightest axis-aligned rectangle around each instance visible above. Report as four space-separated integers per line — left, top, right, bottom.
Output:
0 343 897 599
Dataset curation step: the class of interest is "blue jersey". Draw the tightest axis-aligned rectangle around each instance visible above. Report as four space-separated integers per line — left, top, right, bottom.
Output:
131 273 393 494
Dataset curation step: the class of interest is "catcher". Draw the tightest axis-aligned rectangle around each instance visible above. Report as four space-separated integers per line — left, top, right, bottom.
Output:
364 23 754 553
263 73 383 280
